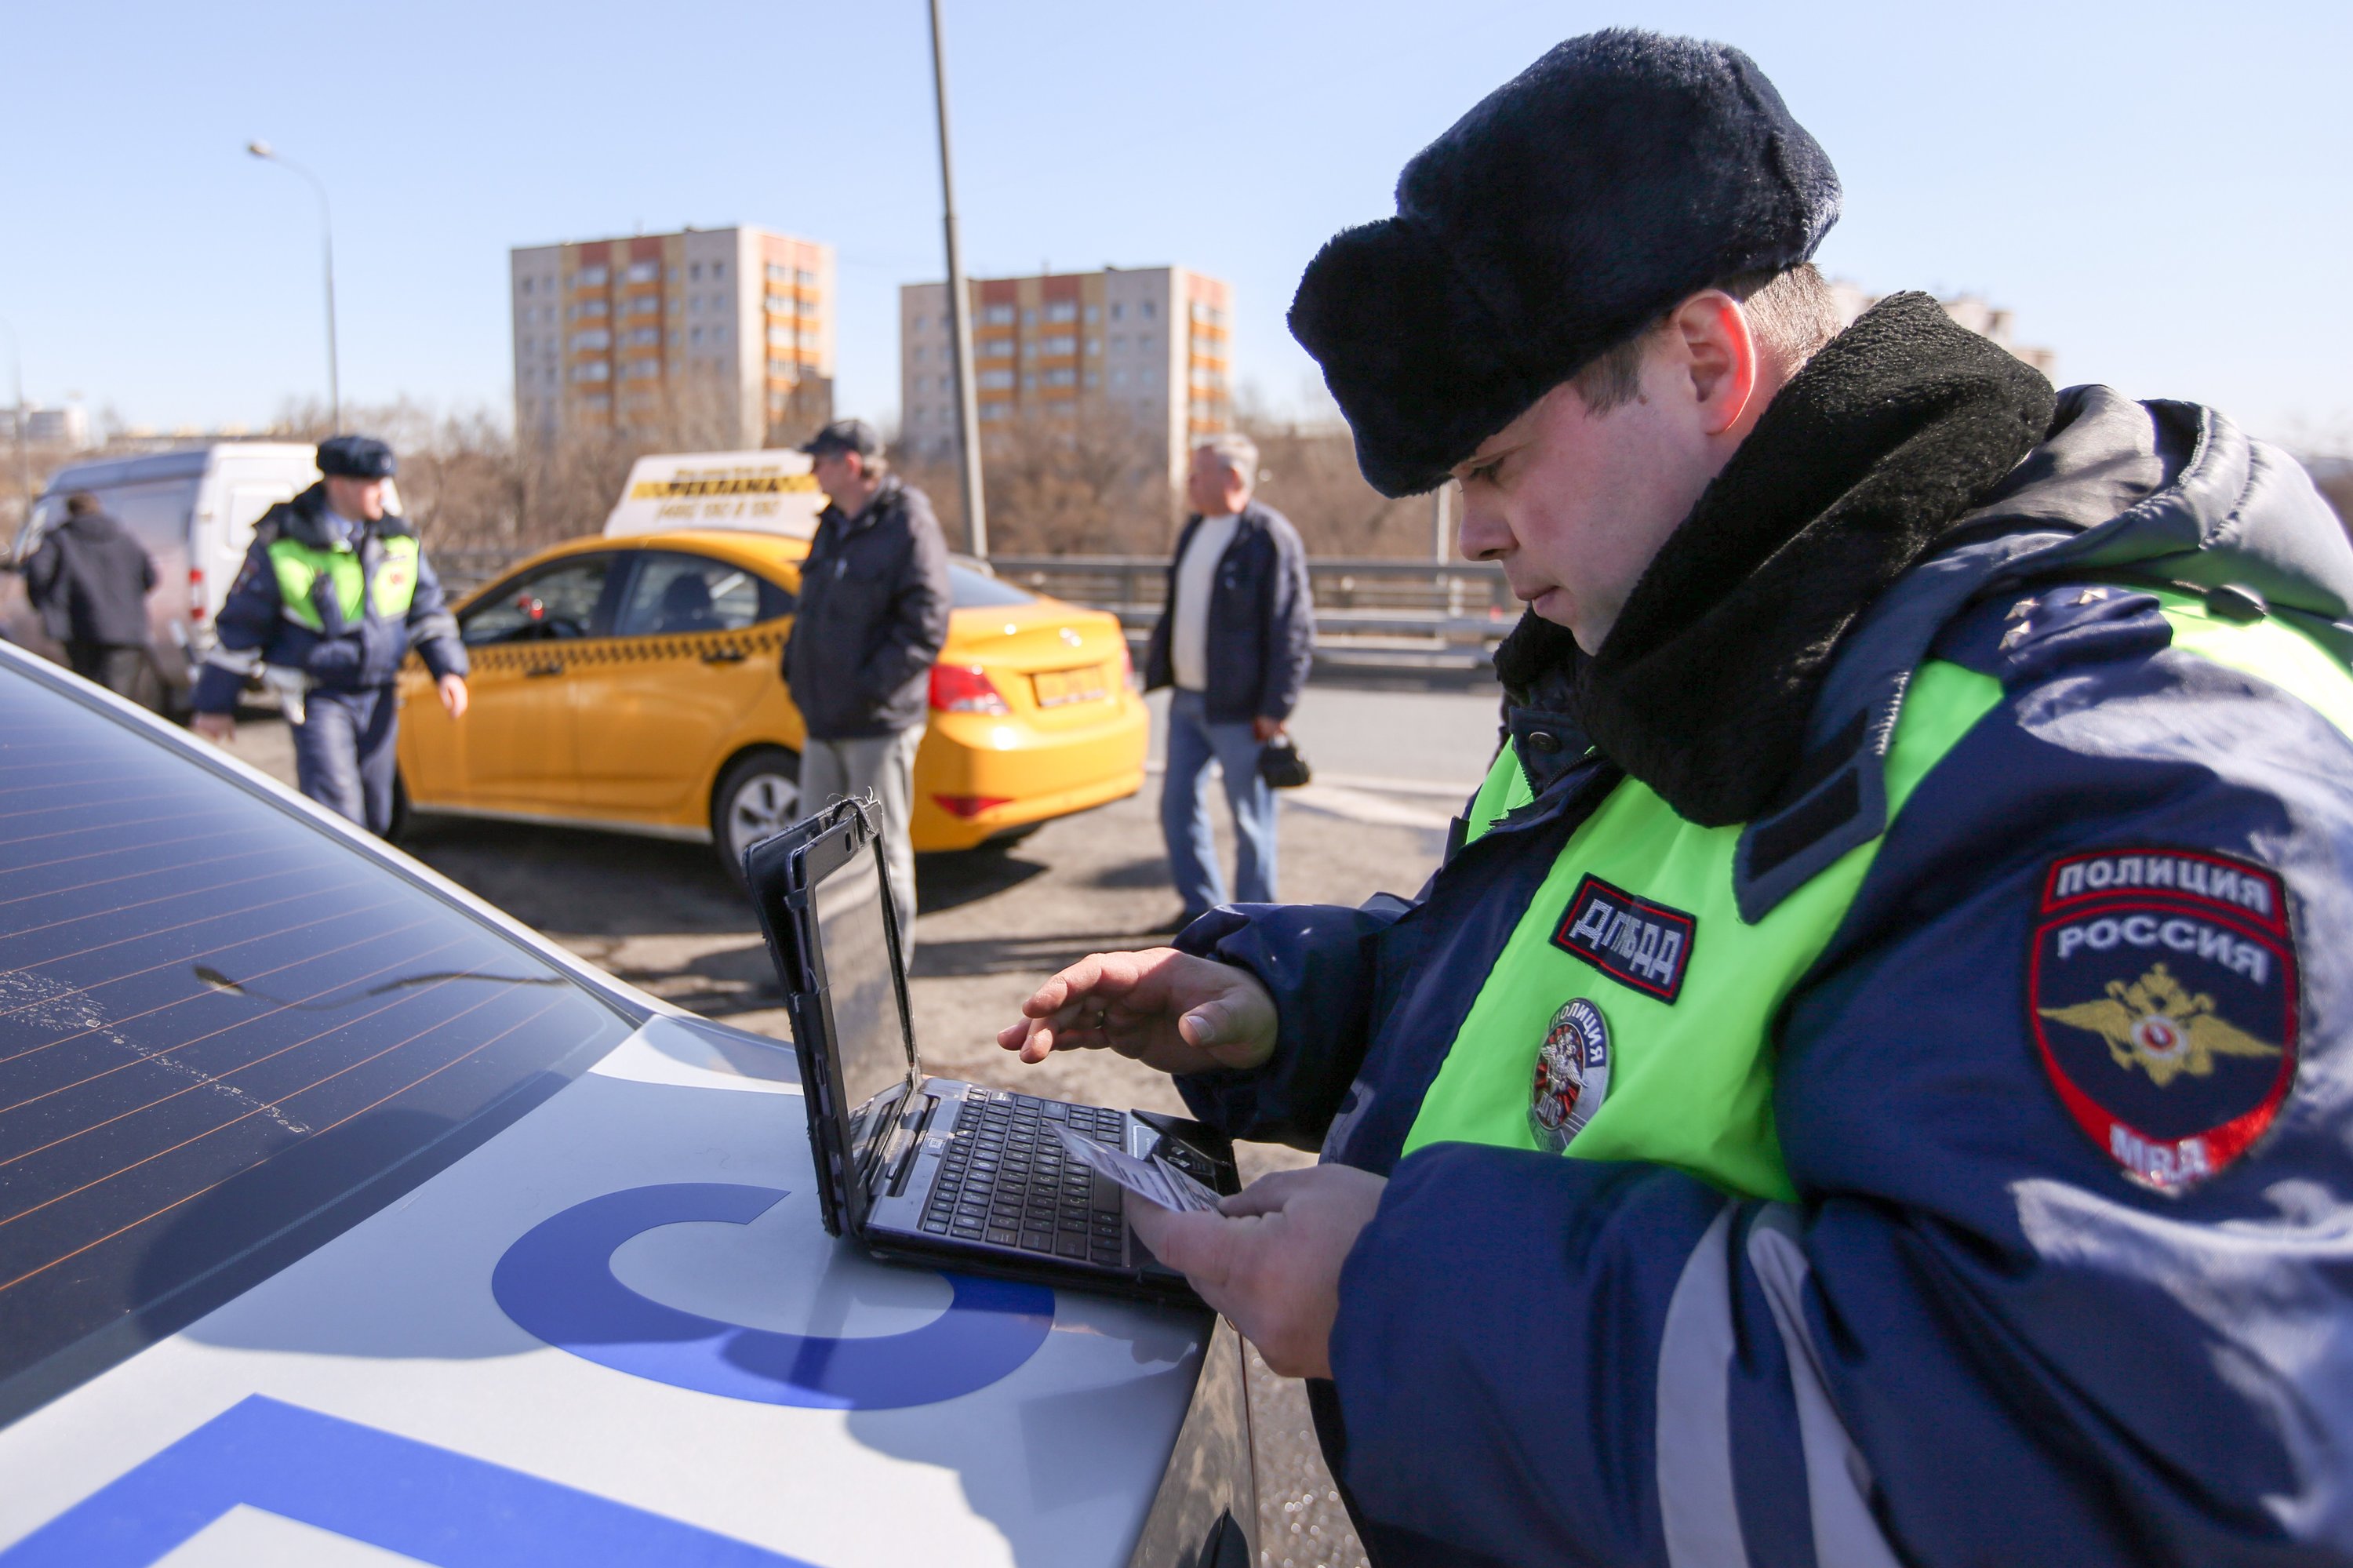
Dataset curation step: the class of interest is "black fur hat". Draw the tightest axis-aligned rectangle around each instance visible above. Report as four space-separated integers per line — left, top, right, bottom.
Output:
1289 30 1842 497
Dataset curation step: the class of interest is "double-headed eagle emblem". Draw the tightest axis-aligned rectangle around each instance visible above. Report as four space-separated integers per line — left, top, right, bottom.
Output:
2038 962 2280 1087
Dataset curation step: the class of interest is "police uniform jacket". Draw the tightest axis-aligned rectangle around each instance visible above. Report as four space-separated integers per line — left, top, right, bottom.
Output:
1173 297 2353 1566
190 483 466 713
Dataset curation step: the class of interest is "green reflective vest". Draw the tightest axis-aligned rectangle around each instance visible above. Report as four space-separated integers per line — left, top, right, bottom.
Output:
1402 593 2353 1200
267 533 420 633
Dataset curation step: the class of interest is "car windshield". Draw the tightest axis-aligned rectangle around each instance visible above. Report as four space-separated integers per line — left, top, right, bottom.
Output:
948 564 1035 609
0 659 633 1421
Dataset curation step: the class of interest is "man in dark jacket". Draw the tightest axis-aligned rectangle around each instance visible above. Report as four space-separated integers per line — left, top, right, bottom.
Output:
996 31 2353 1568
23 492 158 700
782 419 951 956
1141 433 1315 924
192 436 467 836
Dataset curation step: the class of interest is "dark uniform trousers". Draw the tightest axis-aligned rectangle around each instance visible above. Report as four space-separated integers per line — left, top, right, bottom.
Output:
293 688 401 835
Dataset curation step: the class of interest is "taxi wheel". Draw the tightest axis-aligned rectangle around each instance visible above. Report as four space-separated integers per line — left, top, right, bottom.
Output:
714 748 802 886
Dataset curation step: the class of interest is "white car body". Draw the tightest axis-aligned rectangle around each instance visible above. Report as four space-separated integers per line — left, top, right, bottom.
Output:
1 442 344 710
0 640 1251 1567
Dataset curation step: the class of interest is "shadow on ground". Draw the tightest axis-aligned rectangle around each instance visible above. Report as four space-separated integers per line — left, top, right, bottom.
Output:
402 817 1057 930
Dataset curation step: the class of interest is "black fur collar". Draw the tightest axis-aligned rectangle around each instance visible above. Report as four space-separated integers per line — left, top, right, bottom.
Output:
1494 290 2055 825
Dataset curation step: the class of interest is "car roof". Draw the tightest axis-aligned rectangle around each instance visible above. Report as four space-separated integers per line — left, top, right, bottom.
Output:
527 529 813 567
38 442 318 497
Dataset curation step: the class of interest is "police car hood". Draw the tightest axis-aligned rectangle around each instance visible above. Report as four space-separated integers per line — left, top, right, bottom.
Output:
1949 384 2353 634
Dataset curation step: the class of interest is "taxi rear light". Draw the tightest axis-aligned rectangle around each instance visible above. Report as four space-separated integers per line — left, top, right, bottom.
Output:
188 566 205 621
1117 640 1135 687
933 793 1015 819
929 664 1011 714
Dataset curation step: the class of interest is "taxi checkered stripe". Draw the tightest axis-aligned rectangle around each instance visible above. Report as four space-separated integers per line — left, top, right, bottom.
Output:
464 630 784 671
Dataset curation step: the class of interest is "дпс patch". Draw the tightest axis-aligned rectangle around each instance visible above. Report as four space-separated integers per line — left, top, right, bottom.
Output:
2028 847 2297 1192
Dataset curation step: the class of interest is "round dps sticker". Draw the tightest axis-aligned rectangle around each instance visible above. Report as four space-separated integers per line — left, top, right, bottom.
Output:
1529 998 1611 1154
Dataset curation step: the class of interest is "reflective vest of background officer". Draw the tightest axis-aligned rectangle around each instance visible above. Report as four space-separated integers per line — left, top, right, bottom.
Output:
995 31 2353 1568
191 435 468 836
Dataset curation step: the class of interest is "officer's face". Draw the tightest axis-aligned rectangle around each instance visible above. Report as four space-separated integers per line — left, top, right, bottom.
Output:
323 476 388 522
1453 290 1773 653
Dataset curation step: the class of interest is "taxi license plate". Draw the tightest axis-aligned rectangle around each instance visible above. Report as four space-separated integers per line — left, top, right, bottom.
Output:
1031 664 1108 708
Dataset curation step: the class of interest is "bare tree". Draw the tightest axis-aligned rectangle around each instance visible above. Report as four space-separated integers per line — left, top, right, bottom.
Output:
1238 392 1438 558
898 402 1174 557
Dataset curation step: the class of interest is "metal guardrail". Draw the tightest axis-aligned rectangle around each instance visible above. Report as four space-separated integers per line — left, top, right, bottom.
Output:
989 555 1520 646
427 545 1522 647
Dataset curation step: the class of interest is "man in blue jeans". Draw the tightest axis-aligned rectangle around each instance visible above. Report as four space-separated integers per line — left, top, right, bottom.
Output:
1141 433 1315 928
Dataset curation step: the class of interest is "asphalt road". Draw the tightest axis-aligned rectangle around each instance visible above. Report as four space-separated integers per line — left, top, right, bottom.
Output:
225 671 1501 1568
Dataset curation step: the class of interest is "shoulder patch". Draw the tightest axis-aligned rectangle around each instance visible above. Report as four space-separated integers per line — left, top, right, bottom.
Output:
1551 874 1695 1003
2029 847 2297 1191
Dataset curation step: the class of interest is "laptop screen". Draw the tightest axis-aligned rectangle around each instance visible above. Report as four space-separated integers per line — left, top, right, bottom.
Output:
810 827 915 1184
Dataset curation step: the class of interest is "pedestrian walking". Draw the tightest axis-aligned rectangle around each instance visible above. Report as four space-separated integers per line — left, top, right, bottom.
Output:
1140 434 1314 928
23 492 158 701
1000 28 2353 1566
191 436 468 836
781 419 951 961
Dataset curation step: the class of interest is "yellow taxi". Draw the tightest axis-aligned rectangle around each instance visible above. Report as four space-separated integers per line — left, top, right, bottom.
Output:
393 529 1147 875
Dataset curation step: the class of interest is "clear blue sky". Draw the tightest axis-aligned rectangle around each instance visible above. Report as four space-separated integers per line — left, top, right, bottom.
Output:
5 1 2347 448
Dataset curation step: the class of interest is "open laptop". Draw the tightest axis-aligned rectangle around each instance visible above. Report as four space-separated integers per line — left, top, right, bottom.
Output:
745 797 1242 1306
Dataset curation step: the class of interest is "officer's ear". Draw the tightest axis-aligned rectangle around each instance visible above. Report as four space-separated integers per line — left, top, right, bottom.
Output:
1662 289 1761 438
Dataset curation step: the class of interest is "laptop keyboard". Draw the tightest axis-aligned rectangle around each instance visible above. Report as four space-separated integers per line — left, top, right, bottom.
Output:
920 1090 1129 1266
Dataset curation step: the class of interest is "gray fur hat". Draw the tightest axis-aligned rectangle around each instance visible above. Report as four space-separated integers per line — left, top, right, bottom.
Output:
1288 30 1842 497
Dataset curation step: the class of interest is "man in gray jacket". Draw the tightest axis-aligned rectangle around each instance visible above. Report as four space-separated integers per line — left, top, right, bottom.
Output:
24 492 158 700
782 419 952 955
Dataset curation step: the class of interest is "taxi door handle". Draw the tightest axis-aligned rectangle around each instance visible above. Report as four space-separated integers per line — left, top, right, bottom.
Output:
525 660 566 678
701 648 747 665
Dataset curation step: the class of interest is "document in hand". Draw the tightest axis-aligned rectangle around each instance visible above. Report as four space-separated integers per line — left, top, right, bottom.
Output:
1053 1124 1224 1213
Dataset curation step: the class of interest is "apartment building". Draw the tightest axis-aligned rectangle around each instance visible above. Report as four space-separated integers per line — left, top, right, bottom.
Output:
899 266 1232 480
511 225 835 448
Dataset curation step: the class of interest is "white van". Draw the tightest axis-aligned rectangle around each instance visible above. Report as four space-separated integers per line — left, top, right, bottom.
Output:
0 442 344 712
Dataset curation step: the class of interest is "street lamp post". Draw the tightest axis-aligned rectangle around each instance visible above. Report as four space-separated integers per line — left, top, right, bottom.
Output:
0 316 28 542
927 0 988 558
246 140 341 431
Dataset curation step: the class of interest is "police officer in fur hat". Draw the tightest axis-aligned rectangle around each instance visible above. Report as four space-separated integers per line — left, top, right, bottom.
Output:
999 28 2353 1566
193 435 468 835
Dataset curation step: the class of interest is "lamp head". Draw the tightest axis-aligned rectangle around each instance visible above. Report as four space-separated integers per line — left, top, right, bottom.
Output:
246 140 272 158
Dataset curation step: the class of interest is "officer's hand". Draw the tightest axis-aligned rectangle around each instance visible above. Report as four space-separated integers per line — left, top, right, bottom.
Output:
191 711 235 745
997 948 1276 1075
438 674 469 719
1251 715 1282 743
1128 1165 1386 1380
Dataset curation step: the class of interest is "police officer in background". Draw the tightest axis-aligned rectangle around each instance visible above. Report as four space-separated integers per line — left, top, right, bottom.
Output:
193 436 467 835
1000 31 2353 1567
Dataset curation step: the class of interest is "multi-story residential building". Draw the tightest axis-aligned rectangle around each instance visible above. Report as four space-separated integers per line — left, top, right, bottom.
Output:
898 266 1232 481
511 226 835 448
2 403 92 449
